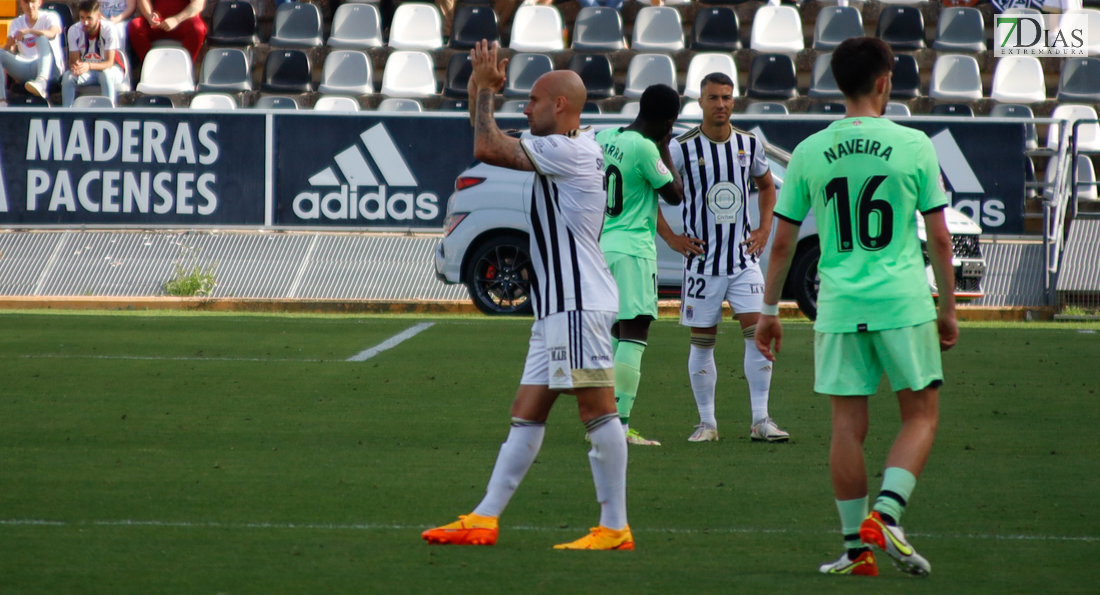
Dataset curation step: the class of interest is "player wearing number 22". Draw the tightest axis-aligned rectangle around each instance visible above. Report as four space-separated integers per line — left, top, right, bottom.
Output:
594 84 684 446
756 38 958 577
665 72 789 444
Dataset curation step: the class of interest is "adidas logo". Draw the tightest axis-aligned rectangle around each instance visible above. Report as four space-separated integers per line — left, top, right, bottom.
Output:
292 123 439 222
553 368 569 379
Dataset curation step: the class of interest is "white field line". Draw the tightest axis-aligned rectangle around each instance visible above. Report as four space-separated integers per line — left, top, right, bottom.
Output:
346 322 435 362
0 518 1094 543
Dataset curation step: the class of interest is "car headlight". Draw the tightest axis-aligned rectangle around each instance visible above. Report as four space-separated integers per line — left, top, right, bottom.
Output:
443 213 469 237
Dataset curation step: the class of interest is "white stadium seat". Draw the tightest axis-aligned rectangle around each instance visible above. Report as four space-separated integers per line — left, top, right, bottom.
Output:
683 53 738 99
751 5 804 53
380 51 437 97
632 6 685 52
388 2 443 51
189 93 238 110
929 54 982 101
1047 104 1100 152
135 47 195 94
314 95 361 112
624 53 677 99
991 57 1046 103
509 5 564 52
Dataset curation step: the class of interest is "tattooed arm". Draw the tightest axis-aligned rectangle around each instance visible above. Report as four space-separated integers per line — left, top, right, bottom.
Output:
470 40 534 172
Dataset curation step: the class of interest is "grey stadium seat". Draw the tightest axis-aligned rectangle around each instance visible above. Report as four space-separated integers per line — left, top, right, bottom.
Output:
931 103 975 117
498 100 528 113
877 5 925 50
318 50 374 96
934 7 985 53
814 5 864 51
572 7 625 51
623 53 677 99
1058 57 1100 103
744 102 788 115
747 53 798 99
505 53 553 98
929 54 982 101
377 98 423 112
269 1 324 49
989 103 1039 151
632 6 685 52
885 102 911 117
254 96 299 109
197 48 252 93
443 53 472 97
328 4 383 49
809 53 843 99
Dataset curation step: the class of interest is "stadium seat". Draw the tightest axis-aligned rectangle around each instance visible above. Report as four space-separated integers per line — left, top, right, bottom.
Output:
990 57 1046 103
8 94 50 107
583 101 601 114
744 102 788 115
135 47 195 94
262 49 312 94
568 53 615 99
498 99 528 113
934 7 985 53
683 53 737 99
989 103 1039 151
891 54 921 99
380 51 437 97
328 3 383 49
876 5 925 50
130 95 173 108
389 3 443 51
572 7 625 51
747 53 798 99
814 5 864 51
623 53 677 99
692 7 740 52
197 48 251 93
751 5 804 53
929 54 982 101
885 102 911 117
632 6 685 52
190 93 237 110
1047 104 1100 152
1076 155 1098 201
71 95 114 108
254 95 299 109
808 102 845 117
443 53 472 97
680 102 703 119
42 2 73 35
437 99 469 111
318 50 373 96
1059 57 1100 102
1062 10 1100 56
809 53 843 99
207 1 259 46
377 98 423 112
314 96 360 112
931 103 975 117
269 1 324 49
620 102 640 116
505 53 553 98
450 5 498 49
509 5 564 52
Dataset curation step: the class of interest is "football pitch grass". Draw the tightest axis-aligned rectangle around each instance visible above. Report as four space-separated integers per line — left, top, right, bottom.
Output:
1 312 1098 594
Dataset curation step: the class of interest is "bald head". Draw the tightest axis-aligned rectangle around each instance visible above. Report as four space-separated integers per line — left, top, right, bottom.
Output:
524 70 587 135
537 70 587 114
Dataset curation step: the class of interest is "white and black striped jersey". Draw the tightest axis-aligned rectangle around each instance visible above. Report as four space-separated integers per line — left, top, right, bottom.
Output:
669 126 770 276
519 128 619 320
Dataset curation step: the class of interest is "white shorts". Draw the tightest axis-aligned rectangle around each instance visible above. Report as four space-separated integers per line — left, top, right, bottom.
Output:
679 265 765 327
520 310 616 391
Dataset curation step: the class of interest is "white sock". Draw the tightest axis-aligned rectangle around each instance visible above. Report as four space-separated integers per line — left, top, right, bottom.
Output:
621 421 629 434
689 344 718 428
472 420 545 518
586 413 628 530
744 338 773 423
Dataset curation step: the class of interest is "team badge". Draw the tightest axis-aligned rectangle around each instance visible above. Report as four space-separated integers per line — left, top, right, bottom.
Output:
686 306 694 321
737 150 749 167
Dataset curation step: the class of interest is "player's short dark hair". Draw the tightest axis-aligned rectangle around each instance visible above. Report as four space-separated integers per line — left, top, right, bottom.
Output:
639 84 681 123
700 72 735 93
78 0 100 13
831 37 894 99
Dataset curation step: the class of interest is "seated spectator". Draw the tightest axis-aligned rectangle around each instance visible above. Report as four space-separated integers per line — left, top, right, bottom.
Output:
0 0 64 102
991 0 1045 11
62 0 126 106
100 0 136 41
127 0 205 63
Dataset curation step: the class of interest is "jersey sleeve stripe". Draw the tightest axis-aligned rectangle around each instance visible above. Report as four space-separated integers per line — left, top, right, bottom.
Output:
775 212 803 225
920 204 948 215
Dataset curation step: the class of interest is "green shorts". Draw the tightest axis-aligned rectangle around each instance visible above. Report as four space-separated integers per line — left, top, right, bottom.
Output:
814 320 944 396
604 251 658 321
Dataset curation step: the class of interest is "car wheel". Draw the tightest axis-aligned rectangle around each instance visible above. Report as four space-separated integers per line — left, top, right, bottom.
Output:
463 234 535 316
790 243 820 321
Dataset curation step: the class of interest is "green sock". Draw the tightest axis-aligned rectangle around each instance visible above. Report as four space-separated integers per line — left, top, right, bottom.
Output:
836 496 868 550
611 336 619 357
874 467 917 525
614 340 646 423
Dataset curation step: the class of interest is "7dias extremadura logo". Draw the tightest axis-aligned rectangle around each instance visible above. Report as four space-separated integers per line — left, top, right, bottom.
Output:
995 14 1088 56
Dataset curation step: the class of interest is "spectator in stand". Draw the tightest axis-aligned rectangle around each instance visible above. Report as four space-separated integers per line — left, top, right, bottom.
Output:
100 0 136 40
0 0 64 102
990 0 1045 11
62 0 126 106
127 0 205 63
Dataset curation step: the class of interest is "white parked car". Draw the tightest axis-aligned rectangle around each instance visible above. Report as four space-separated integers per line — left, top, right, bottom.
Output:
434 133 986 317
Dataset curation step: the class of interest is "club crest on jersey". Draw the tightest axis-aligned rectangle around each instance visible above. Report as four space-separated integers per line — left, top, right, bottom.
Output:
737 150 749 167
685 306 694 321
705 181 744 224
